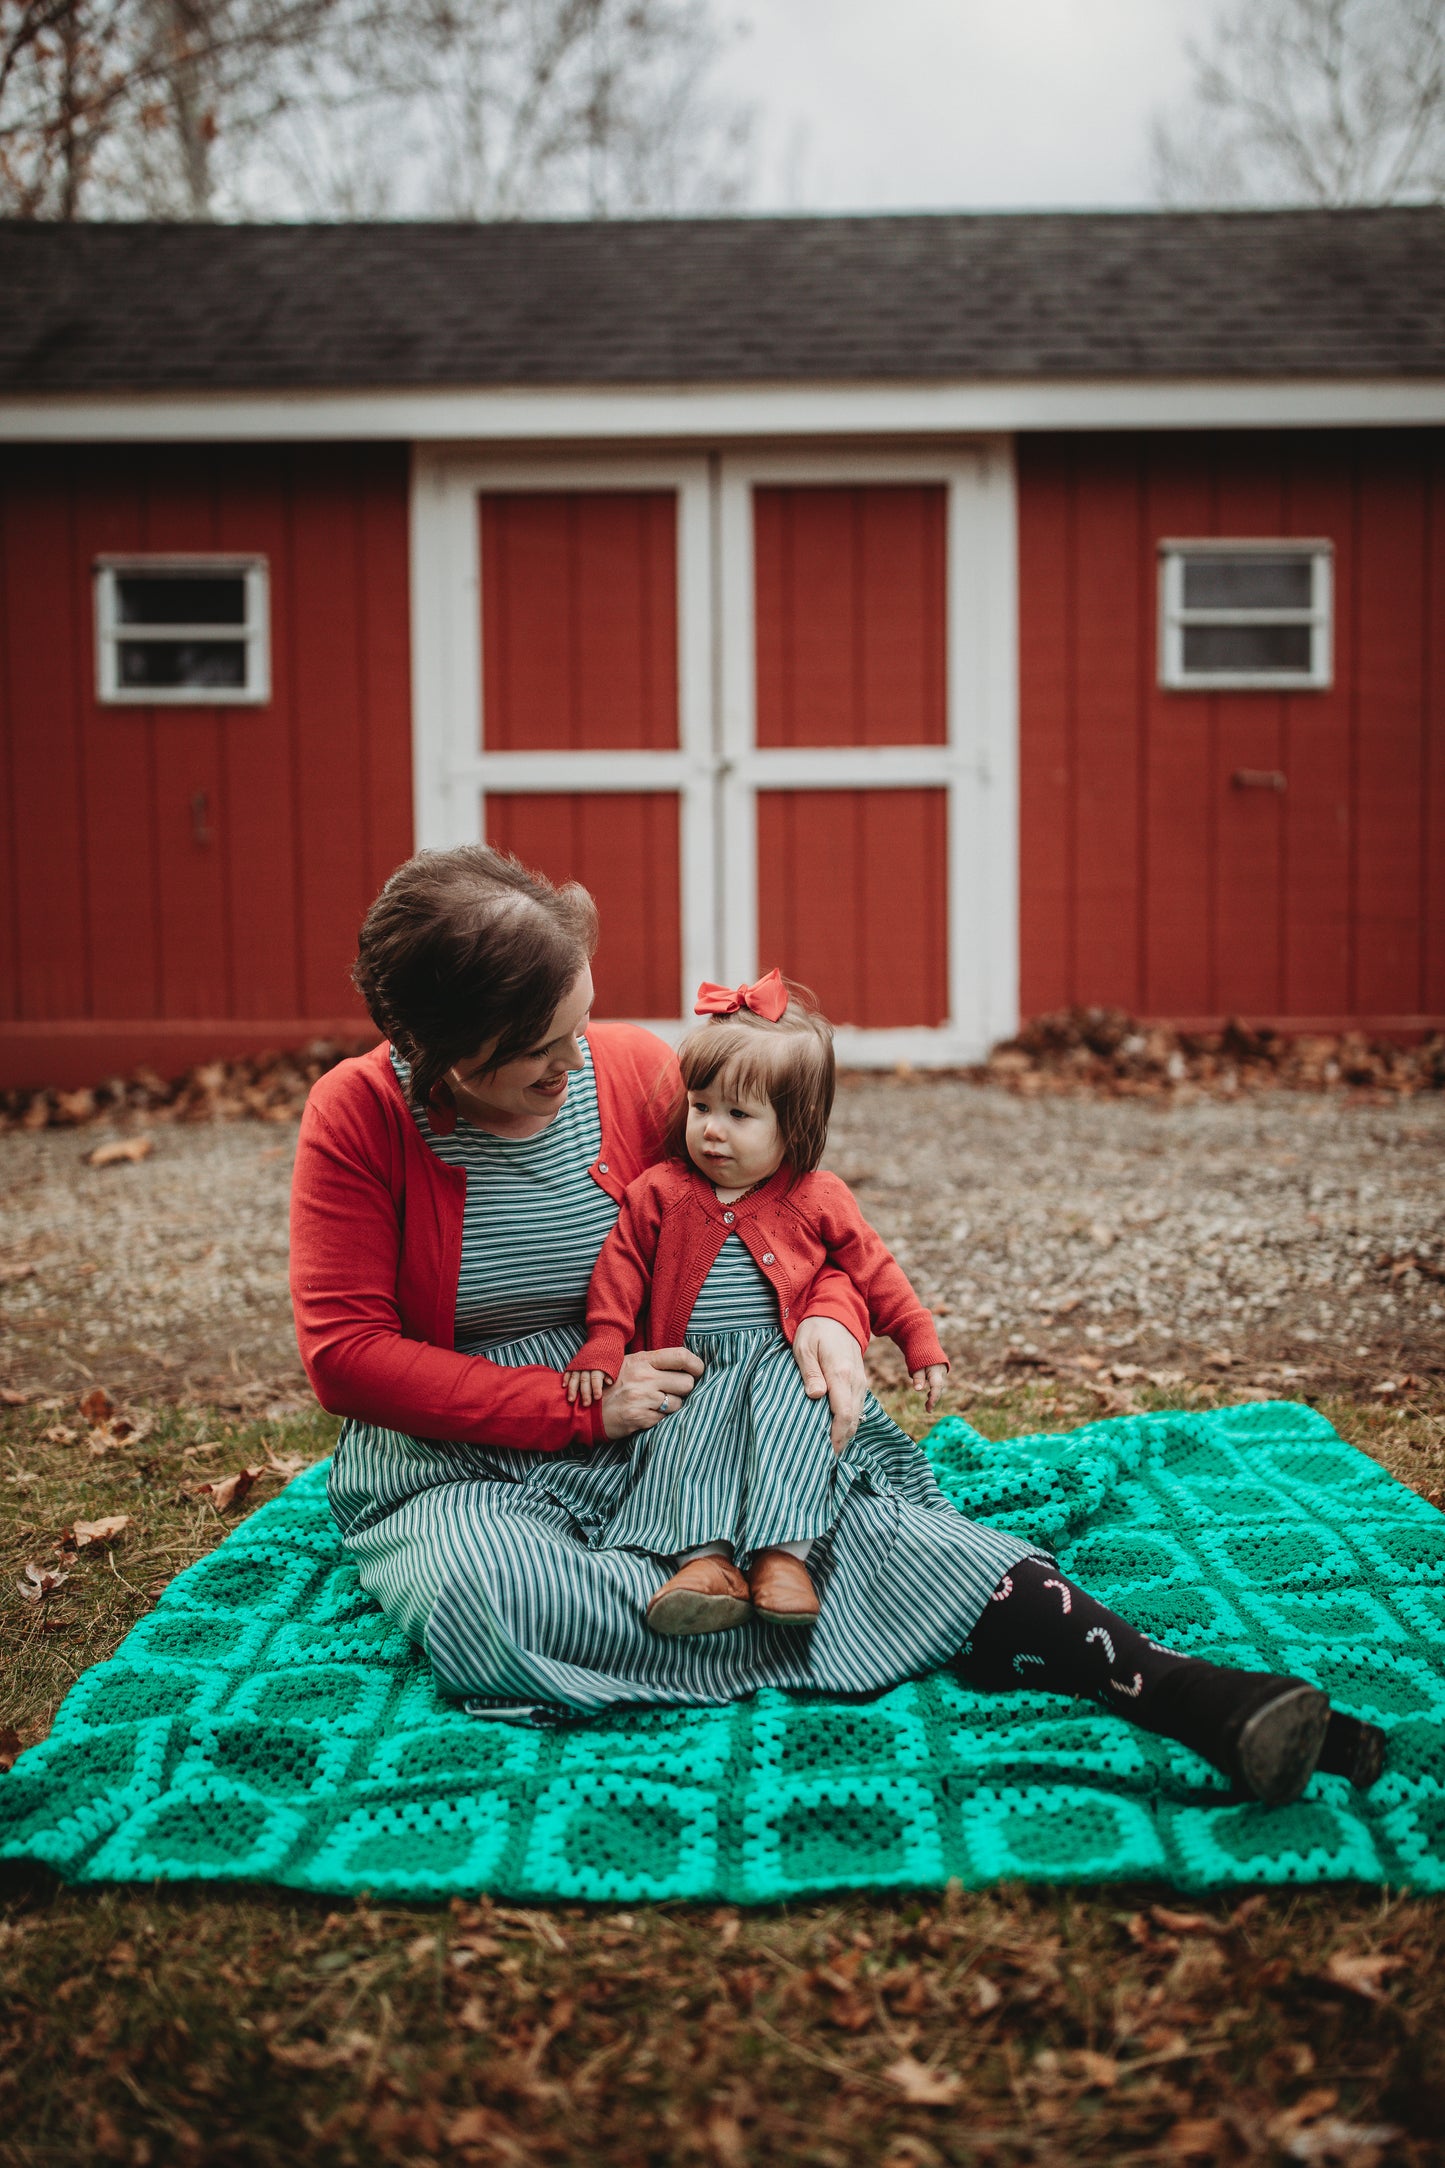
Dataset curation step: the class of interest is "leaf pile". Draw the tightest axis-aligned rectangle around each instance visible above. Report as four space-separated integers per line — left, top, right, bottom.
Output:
1 1886 1441 2166
973 1010 1445 1102
1 1038 374 1134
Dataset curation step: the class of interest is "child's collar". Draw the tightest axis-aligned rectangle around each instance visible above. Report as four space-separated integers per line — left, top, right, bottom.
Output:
685 1160 795 1219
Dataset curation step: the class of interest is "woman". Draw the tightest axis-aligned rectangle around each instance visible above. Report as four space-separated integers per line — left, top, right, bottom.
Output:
290 846 1383 1805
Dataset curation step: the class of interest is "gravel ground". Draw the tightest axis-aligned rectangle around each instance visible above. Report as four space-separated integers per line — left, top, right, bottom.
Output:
1 1080 1442 1405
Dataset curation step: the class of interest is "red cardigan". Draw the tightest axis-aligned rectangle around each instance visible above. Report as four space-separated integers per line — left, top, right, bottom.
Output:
573 1158 948 1382
289 1029 871 1454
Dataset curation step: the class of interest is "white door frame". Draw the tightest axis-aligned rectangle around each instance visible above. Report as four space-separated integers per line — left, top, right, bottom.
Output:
716 443 1018 1067
410 439 1019 1062
410 448 716 1036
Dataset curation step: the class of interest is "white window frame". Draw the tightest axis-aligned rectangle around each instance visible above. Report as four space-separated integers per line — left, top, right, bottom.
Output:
1159 538 1332 692
94 554 270 706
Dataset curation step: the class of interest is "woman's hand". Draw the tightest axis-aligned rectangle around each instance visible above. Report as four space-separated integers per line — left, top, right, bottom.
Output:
912 1364 948 1413
792 1316 867 1455
598 1347 705 1441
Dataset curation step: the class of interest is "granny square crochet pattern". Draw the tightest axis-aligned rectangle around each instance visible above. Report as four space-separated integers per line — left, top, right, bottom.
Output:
4 1403 1443 1900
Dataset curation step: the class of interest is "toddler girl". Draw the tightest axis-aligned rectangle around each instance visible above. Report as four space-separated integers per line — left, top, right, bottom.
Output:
563 970 950 1636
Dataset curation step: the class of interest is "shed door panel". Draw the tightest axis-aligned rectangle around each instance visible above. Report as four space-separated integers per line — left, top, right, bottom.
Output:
754 484 947 747
478 487 686 1020
750 482 951 1030
487 793 681 1022
757 789 948 1027
481 491 678 751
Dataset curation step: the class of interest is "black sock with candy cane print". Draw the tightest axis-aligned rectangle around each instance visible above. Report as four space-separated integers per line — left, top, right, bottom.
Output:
952 1556 1379 1786
951 1555 1191 1716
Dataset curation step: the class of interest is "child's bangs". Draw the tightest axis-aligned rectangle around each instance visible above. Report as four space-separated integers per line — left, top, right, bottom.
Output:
678 1023 783 1109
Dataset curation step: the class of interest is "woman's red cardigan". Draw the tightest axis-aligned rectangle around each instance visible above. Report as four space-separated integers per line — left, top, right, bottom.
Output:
288 1028 871 1455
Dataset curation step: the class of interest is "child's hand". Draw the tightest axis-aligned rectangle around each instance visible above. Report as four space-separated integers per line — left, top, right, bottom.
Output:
564 1368 611 1408
911 1364 948 1413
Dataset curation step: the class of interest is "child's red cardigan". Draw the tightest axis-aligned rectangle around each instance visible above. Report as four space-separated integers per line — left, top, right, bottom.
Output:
289 1028 871 1455
573 1159 948 1382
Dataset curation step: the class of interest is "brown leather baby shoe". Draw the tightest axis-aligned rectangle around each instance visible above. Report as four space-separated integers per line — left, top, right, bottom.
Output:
646 1556 753 1637
748 1549 820 1624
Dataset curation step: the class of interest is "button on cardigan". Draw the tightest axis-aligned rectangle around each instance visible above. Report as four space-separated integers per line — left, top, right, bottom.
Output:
289 1028 871 1455
573 1159 948 1382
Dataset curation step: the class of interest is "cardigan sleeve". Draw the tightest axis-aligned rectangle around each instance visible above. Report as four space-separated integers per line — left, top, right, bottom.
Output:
570 1174 667 1378
806 1175 948 1373
289 1088 606 1454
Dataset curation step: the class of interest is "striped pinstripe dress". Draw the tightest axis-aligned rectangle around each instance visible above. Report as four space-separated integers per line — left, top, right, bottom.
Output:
328 1041 1037 1721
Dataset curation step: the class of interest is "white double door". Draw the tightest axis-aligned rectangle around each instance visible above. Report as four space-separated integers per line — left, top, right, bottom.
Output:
410 443 1018 1064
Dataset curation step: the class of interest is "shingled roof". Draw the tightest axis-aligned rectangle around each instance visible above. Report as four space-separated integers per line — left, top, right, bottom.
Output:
3 209 1443 393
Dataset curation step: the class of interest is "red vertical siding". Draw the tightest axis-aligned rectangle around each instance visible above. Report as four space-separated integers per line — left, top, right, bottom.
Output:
486 792 681 1019
754 485 947 747
1071 439 1146 1009
1280 435 1354 1016
1018 429 1445 1028
1211 442 1288 1017
1353 439 1428 1016
0 444 412 1087
480 491 678 751
1016 444 1074 1012
1426 434 1445 1015
756 789 948 1027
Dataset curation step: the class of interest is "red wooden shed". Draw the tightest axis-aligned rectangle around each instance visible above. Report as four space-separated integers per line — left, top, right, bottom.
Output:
2 211 1442 1087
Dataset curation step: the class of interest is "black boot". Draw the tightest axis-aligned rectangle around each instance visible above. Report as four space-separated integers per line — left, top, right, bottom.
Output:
1141 1664 1332 1806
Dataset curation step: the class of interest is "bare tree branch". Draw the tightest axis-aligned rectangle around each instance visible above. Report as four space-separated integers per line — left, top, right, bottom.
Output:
0 0 752 219
1152 0 1445 207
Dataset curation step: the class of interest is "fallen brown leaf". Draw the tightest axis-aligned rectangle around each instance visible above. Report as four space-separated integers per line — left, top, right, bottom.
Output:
1164 2120 1229 2160
970 1973 1002 2013
77 1387 115 1423
446 2108 498 2145
1284 2119 1405 2167
17 1562 70 1602
0 1386 29 1406
705 2108 748 2168
184 1466 263 1513
1072 2050 1119 2089
884 2056 965 2106
1151 1905 1224 1936
1322 1952 1406 2001
269 2028 375 2070
78 1514 132 1549
0 1262 36 1284
0 1726 23 1771
84 1135 153 1168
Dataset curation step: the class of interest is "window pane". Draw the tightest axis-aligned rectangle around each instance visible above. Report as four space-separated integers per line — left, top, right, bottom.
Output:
115 574 247 626
1181 623 1314 675
118 639 248 689
1181 554 1313 610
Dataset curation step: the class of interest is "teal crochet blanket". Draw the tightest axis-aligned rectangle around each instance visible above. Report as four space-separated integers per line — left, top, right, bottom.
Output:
4 1403 1443 1900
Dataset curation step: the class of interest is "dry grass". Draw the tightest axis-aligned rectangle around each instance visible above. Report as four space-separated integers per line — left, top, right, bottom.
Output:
3 1378 1444 2166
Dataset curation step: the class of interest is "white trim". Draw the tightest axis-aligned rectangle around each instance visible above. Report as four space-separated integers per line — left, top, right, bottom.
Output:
715 443 1019 1064
8 377 1445 444
410 450 716 1019
93 555 270 705
1158 538 1333 691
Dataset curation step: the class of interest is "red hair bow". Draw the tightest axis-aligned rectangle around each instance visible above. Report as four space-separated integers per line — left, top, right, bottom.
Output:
694 968 789 1022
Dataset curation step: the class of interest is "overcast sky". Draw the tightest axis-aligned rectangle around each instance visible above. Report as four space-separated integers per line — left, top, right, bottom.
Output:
715 0 1201 211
